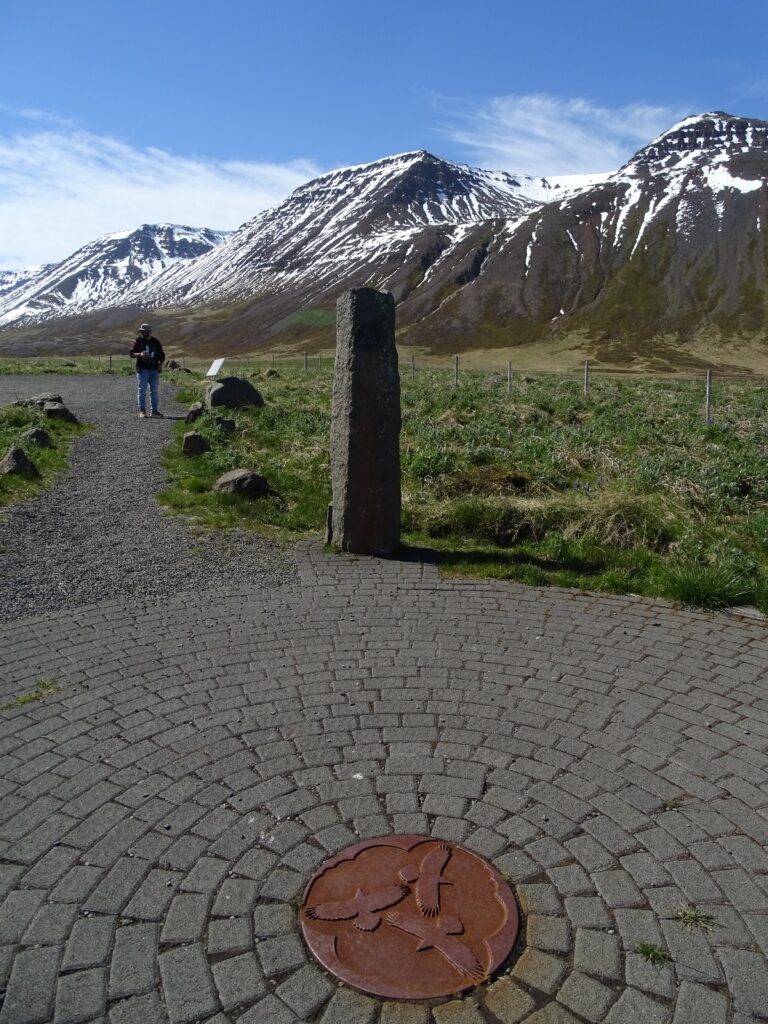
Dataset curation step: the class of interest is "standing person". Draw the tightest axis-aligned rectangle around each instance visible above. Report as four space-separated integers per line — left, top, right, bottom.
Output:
130 323 165 418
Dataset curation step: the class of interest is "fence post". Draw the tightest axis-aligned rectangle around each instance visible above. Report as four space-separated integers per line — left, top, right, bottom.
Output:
304 352 308 373
507 360 512 395
411 353 415 381
583 359 590 398
705 368 713 425
318 354 322 372
454 354 459 385
108 354 112 371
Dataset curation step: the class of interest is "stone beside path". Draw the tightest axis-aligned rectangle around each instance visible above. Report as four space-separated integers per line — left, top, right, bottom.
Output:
1 376 768 1022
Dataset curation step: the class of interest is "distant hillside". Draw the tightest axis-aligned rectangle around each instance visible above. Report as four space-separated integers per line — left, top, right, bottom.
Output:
1 112 767 370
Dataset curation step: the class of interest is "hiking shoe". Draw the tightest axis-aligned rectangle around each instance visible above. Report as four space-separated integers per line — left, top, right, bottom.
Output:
139 411 147 418
151 411 164 418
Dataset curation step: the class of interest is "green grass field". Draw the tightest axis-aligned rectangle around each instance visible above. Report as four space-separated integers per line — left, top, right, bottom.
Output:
0 404 90 507
159 366 768 613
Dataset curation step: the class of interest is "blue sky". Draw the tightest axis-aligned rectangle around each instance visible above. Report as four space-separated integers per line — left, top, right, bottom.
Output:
2 0 767 268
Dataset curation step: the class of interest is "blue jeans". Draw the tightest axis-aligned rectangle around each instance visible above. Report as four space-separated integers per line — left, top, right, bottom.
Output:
137 369 160 412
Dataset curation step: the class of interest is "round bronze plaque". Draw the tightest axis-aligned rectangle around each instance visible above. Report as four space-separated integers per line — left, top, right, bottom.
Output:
300 834 520 1000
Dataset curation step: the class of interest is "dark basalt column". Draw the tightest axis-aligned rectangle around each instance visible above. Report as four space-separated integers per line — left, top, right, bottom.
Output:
329 288 400 556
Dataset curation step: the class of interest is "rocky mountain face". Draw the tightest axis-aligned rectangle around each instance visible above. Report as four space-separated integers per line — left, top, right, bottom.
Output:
1 113 766 361
431 111 768 358
0 225 230 328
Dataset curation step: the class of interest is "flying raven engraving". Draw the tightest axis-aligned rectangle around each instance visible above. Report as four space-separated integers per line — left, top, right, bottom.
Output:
304 883 410 931
398 842 453 916
386 911 486 980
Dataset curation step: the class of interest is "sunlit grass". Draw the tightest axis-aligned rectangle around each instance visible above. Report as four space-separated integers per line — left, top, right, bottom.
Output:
154 366 768 613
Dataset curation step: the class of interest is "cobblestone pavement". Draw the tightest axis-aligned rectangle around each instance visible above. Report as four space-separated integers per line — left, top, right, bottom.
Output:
2 538 768 1022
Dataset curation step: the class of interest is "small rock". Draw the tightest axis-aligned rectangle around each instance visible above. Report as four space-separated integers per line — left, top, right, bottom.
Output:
205 376 264 410
182 432 211 456
212 469 268 498
166 359 181 369
13 393 63 408
21 428 51 448
62 361 77 367
0 446 38 476
264 368 280 379
185 402 204 424
212 416 236 433
43 402 79 424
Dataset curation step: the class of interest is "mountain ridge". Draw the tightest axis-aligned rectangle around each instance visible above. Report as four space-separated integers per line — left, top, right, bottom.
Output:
1 111 767 366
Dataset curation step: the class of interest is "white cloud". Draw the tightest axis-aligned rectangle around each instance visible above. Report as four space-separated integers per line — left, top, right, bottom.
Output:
0 123 321 270
437 94 690 175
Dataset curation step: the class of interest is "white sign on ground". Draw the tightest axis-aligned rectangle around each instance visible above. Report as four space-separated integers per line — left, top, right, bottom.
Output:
206 358 225 377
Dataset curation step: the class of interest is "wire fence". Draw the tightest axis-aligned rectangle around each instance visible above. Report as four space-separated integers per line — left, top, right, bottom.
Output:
3 351 766 428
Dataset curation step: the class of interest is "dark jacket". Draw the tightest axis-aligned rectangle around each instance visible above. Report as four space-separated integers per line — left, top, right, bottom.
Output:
130 335 165 372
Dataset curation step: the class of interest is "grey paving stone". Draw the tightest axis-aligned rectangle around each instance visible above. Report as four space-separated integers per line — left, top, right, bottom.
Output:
257 933 307 977
62 914 116 970
718 947 768 1018
0 945 61 1024
108 924 158 1000
253 903 294 937
236 994 298 1024
605 988 671 1024
431 1001 485 1023
0 890 46 943
107 991 166 1024
564 896 612 929
511 948 568 994
573 928 622 981
160 892 210 943
54 967 106 1024
557 970 617 1021
207 917 253 956
527 914 571 953
275 963 335 1018
483 977 536 1023
22 901 78 945
212 878 259 916
378 1002 431 1024
318 987 379 1023
625 952 675 998
159 943 218 1024
211 951 266 1009
672 981 729 1024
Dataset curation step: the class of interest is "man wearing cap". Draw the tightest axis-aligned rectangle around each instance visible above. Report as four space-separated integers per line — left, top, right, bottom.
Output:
129 323 166 418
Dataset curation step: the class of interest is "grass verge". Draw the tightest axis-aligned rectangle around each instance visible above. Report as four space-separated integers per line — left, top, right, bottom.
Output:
158 367 768 613
0 405 90 507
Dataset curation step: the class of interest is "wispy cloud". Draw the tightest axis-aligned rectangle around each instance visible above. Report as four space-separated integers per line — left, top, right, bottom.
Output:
0 119 321 270
736 78 768 101
437 94 691 175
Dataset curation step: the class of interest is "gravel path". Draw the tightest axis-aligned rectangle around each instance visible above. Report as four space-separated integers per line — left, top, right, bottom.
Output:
0 374 298 621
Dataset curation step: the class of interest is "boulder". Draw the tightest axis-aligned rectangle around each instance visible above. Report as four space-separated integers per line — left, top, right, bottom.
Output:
212 416 236 433
205 376 264 410
264 368 280 379
166 359 181 369
182 432 211 455
43 402 79 424
0 446 38 476
13 393 63 408
21 428 51 448
212 469 268 498
185 402 205 424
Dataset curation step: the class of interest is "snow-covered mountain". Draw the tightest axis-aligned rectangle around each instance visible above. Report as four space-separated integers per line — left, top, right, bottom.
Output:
1 112 766 358
0 225 230 327
434 110 768 353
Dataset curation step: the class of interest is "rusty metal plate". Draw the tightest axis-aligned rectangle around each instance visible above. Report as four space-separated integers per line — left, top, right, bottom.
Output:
299 834 520 1000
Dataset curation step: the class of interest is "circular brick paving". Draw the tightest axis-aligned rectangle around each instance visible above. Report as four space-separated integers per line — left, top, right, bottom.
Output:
1 541 768 1023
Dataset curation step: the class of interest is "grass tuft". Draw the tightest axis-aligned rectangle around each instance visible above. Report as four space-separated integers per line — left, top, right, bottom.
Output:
672 904 715 931
1 679 59 711
635 943 673 965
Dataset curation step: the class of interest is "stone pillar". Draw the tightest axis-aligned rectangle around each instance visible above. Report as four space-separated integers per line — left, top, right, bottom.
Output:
329 288 400 556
